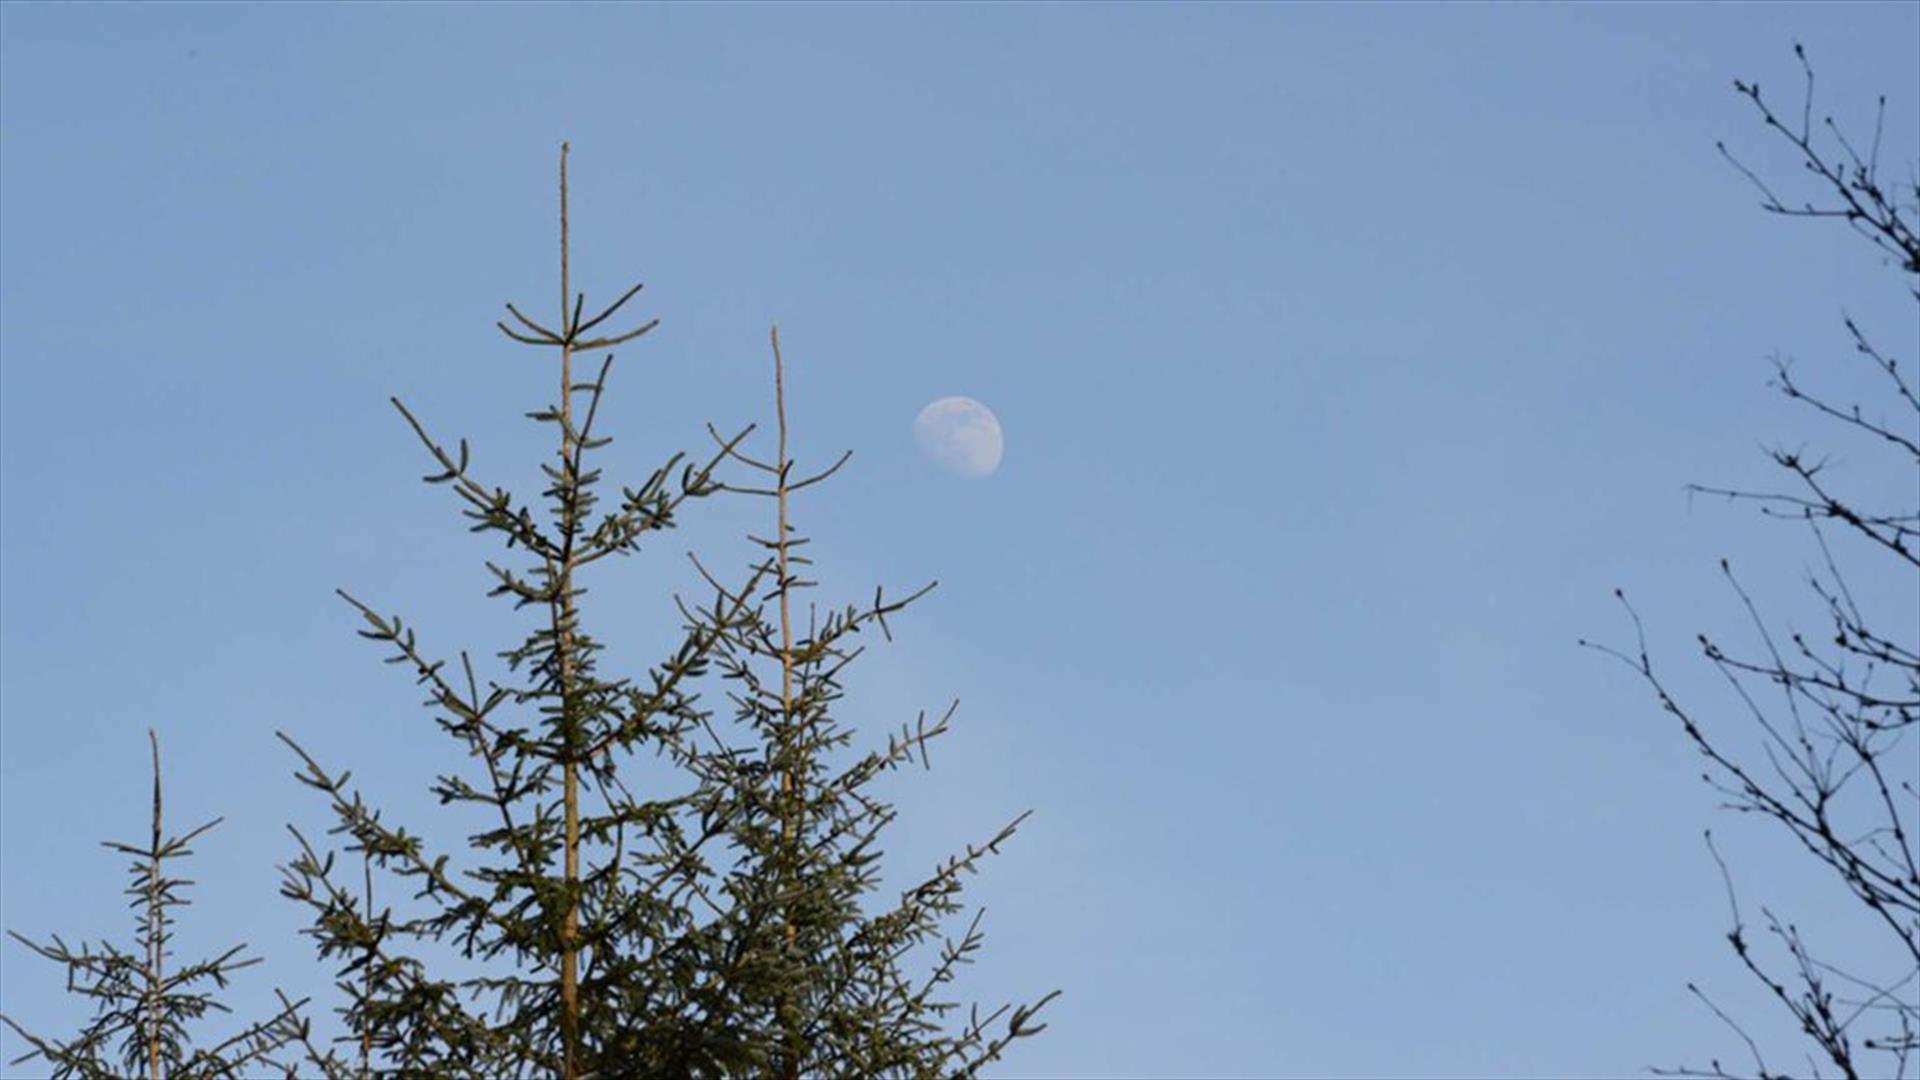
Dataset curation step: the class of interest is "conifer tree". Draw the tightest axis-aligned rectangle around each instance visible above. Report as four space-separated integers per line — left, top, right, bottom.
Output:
274 144 1054 1077
1 732 306 1080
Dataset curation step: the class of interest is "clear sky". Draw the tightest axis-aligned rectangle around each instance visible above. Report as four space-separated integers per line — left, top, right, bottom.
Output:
3 4 1916 1076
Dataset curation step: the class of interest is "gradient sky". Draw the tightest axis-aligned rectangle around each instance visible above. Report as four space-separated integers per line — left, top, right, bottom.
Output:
3 4 1917 1077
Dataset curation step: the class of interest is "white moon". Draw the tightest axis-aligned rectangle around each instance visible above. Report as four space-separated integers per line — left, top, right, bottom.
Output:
914 396 1004 477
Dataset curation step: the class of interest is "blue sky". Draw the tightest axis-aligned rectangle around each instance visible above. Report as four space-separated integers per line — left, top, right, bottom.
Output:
3 4 1917 1076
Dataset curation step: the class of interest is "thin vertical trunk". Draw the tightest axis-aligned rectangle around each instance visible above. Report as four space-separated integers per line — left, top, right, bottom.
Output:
772 327 802 1080
145 730 163 1080
556 141 583 1080
361 851 374 1078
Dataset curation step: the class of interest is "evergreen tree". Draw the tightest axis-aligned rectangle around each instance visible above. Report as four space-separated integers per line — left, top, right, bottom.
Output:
275 144 1054 1078
1 732 306 1080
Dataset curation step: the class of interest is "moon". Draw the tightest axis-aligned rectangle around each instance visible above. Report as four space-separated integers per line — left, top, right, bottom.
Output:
914 396 1004 477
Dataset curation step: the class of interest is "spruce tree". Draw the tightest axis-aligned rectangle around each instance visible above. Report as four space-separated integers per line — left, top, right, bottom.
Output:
1 732 306 1080
274 144 1054 1077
